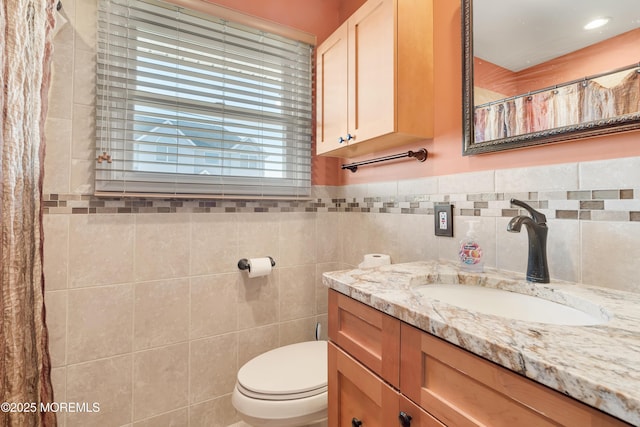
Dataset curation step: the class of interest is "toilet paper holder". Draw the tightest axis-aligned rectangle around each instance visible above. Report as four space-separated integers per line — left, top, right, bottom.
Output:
237 257 276 271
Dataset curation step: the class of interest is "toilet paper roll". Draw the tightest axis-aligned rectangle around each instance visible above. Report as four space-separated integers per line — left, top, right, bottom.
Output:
358 253 391 269
247 257 273 278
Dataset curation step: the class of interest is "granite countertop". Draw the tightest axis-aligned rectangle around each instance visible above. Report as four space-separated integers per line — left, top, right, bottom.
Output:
323 260 640 426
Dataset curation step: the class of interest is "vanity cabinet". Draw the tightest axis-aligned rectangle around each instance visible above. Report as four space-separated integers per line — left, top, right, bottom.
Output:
328 289 631 427
315 0 433 157
328 290 444 426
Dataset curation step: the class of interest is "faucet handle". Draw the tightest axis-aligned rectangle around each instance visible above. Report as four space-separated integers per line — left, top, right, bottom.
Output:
510 199 546 224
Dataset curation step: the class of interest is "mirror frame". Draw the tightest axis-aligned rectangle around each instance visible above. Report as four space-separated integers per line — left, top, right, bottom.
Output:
462 0 640 155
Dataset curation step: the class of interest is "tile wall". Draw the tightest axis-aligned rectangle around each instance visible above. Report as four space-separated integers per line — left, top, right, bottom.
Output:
43 1 640 426
44 2 341 425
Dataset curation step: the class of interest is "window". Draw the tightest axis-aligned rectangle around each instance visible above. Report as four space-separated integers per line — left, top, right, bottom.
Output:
96 0 313 197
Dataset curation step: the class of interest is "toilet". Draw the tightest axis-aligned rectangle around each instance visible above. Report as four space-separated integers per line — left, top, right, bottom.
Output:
232 340 328 427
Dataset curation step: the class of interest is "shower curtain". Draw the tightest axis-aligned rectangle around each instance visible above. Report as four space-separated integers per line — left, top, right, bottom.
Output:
1 0 57 425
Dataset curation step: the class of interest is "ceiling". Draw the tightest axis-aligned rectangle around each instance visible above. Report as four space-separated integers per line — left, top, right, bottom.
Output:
473 0 640 72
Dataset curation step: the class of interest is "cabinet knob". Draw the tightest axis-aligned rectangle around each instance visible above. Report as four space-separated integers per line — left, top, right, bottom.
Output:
338 136 346 144
347 133 355 141
399 412 412 427
352 418 363 427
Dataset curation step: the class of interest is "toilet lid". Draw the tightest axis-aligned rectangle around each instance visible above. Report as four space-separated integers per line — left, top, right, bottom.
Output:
237 341 327 398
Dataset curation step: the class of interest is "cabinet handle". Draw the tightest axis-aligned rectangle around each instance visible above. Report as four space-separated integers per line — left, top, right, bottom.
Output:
399 412 412 427
338 136 346 144
352 418 363 427
347 133 355 141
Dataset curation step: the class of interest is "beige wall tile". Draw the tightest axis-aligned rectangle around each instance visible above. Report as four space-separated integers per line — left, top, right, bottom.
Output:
339 213 369 266
75 0 96 52
237 271 279 329
279 317 317 346
367 181 398 198
51 366 66 402
582 221 640 293
366 213 399 259
496 217 529 276
43 214 69 290
52 9 75 48
237 324 279 368
339 183 367 199
496 163 578 193
316 212 341 263
47 45 74 120
133 408 188 427
134 278 189 350
315 262 342 315
190 274 238 339
190 213 238 276
279 265 316 321
45 291 67 367
580 157 640 190
236 213 280 262
72 104 96 161
66 355 132 427
279 212 317 267
438 170 495 195
67 284 133 363
44 117 72 194
73 49 95 106
68 214 134 287
189 395 239 427
133 344 189 421
398 177 439 199
546 219 580 282
395 213 436 263
311 185 340 200
70 159 94 194
50 367 67 427
190 334 237 403
134 214 190 282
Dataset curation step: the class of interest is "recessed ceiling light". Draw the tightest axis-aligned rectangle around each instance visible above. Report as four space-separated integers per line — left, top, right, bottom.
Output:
584 17 610 30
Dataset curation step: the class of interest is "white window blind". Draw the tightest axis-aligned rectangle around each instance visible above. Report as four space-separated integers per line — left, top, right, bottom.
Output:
96 0 313 197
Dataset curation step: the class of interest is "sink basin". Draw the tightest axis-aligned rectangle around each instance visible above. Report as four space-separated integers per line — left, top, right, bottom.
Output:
416 284 606 326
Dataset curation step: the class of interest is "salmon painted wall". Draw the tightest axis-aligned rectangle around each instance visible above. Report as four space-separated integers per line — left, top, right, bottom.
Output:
331 1 640 186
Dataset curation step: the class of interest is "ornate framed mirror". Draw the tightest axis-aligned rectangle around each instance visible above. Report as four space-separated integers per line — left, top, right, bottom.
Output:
462 0 640 155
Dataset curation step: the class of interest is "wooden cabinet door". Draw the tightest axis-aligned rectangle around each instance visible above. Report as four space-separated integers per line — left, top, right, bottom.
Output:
400 323 630 427
316 22 348 154
329 342 400 427
347 0 395 145
328 289 400 388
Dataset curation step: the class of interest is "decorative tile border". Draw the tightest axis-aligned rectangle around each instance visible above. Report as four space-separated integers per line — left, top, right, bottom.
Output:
42 189 640 222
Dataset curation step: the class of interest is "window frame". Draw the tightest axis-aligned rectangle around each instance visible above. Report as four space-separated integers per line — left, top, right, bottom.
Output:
95 0 315 199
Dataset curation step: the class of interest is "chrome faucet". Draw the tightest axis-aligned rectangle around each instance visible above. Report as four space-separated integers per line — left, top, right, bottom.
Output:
507 199 550 283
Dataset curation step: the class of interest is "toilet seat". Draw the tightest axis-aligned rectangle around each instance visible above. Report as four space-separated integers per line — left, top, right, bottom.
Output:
236 341 327 400
232 341 328 427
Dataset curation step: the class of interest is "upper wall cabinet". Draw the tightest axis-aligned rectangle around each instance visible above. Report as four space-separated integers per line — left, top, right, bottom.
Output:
316 0 434 157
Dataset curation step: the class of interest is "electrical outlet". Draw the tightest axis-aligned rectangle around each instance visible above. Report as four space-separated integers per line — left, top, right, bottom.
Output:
434 204 454 237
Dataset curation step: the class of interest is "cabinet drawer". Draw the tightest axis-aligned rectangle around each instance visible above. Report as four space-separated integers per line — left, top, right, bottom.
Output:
329 342 399 427
400 323 630 427
329 289 400 388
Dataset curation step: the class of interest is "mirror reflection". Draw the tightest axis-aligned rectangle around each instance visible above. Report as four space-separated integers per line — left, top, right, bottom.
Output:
463 0 640 154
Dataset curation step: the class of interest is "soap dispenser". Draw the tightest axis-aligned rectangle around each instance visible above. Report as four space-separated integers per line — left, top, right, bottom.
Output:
458 220 484 272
